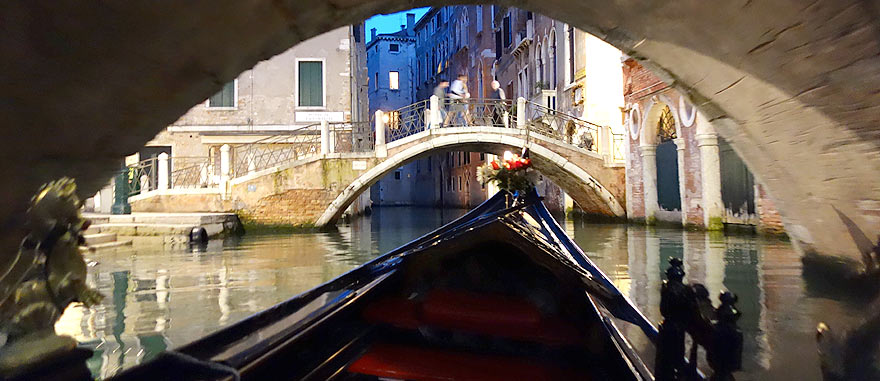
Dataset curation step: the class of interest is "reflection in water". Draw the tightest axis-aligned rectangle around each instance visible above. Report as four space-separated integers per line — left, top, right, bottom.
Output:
57 208 858 380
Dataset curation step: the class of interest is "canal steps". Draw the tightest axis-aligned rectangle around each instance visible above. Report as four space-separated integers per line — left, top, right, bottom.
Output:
82 212 243 249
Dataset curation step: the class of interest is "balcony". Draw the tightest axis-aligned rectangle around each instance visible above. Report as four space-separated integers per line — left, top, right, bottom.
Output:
511 19 534 56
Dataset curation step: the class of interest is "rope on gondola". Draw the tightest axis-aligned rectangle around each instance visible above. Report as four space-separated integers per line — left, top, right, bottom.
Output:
161 350 241 381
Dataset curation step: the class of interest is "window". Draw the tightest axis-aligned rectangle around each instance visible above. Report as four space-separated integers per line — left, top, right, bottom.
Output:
394 171 401 180
476 6 483 33
465 152 470 165
297 60 324 107
208 80 236 108
389 71 399 90
389 43 399 52
549 30 557 89
480 153 485 161
502 15 512 47
353 24 362 43
374 72 378 88
567 25 575 83
459 176 463 191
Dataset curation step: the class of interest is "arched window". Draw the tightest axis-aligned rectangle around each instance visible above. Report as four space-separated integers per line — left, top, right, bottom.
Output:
658 105 677 142
566 25 575 83
548 29 557 89
536 42 543 86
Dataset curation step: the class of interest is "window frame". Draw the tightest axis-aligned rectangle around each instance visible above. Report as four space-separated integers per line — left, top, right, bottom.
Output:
295 58 326 110
205 79 238 110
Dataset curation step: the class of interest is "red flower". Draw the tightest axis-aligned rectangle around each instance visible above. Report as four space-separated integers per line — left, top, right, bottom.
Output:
512 160 522 169
491 161 500 170
523 158 531 167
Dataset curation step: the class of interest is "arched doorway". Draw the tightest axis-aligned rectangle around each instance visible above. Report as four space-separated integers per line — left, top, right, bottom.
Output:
656 105 680 212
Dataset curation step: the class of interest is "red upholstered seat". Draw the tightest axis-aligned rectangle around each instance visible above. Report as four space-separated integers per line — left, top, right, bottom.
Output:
362 290 583 346
348 343 583 381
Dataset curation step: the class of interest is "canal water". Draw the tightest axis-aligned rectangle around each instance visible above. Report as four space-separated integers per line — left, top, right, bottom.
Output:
59 207 862 380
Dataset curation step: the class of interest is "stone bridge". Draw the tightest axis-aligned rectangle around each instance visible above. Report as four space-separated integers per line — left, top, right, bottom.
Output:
4 0 880 267
131 98 626 227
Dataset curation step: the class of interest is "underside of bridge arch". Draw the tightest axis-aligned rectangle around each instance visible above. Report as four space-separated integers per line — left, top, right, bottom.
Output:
2 0 880 268
316 137 625 226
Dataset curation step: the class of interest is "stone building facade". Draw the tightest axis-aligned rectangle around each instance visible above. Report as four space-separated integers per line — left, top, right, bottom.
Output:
144 25 369 164
366 15 423 206
622 58 785 233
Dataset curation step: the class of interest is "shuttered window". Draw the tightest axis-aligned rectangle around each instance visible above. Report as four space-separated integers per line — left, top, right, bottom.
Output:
298 61 323 107
208 81 236 108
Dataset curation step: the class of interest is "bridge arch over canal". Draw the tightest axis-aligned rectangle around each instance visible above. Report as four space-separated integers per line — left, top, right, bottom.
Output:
316 126 626 226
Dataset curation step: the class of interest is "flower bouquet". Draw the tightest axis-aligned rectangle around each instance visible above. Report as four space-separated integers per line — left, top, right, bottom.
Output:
477 151 537 195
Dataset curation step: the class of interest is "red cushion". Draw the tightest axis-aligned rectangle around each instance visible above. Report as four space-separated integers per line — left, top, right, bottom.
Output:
348 343 583 381
363 291 583 346
362 297 421 329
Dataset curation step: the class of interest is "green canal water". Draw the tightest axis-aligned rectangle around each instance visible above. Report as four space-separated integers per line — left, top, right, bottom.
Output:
59 207 862 380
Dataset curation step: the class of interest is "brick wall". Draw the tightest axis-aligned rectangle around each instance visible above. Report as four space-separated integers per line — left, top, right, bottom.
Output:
623 59 785 233
246 189 336 227
756 184 786 235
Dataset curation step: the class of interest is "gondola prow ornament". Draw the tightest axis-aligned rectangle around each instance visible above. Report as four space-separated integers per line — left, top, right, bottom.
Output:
655 257 743 381
0 178 102 380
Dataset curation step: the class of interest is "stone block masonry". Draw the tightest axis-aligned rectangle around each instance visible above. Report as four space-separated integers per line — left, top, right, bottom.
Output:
245 189 336 227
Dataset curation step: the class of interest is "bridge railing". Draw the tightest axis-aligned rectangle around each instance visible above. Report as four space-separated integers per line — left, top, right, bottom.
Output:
379 97 619 159
229 124 322 177
386 99 430 142
439 98 514 128
519 100 601 153
612 132 626 162
124 157 158 196
170 156 215 188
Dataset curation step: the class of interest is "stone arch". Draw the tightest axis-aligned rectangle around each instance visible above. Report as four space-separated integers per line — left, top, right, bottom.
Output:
2 0 879 265
317 134 625 226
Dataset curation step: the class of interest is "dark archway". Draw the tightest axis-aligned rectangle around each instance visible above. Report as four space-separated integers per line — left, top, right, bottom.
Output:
2 0 879 267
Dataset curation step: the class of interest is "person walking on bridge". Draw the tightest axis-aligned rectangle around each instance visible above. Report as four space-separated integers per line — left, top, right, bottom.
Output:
489 80 506 127
445 74 470 126
433 79 449 127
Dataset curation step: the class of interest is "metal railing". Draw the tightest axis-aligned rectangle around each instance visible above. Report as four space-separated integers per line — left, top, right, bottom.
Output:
125 158 157 196
336 121 373 152
386 99 430 142
170 156 214 188
230 125 322 177
440 98 514 128
612 133 626 162
382 98 611 156
519 100 601 152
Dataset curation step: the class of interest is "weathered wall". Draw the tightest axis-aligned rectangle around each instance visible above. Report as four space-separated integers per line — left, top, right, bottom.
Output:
1 0 879 268
624 59 785 232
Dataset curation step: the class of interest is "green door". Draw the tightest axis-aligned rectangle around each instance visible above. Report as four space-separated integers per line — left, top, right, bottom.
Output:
656 140 681 211
720 138 755 215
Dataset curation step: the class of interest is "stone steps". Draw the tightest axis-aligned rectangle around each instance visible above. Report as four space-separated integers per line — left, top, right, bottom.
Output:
81 240 133 252
83 212 243 245
83 232 117 246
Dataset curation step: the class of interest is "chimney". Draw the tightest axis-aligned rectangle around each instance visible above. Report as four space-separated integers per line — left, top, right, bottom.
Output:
406 13 415 34
371 28 377 41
